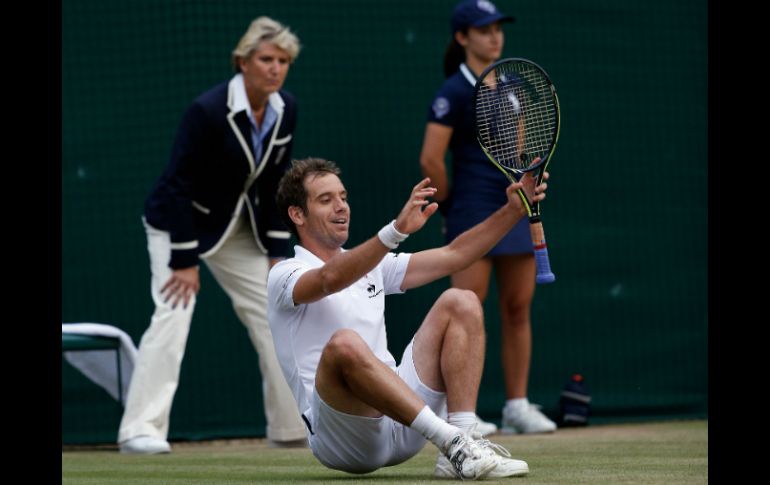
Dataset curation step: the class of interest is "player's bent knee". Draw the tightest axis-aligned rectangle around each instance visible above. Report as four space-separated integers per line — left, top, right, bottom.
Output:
324 329 369 366
441 288 484 322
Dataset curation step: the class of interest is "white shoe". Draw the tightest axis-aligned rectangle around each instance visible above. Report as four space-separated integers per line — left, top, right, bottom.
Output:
119 436 171 454
434 432 497 480
472 435 529 477
474 414 498 437
501 402 557 434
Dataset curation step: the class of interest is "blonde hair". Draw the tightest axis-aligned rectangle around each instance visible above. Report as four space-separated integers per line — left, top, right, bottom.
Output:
232 16 301 71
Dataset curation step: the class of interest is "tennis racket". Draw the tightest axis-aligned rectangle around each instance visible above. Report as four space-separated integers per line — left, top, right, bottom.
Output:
473 57 560 284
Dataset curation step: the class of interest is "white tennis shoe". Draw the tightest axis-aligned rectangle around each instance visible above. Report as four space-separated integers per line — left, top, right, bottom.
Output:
436 432 497 480
435 431 529 479
501 402 557 434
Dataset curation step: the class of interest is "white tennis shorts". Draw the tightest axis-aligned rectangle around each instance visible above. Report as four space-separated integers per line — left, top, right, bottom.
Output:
304 339 447 474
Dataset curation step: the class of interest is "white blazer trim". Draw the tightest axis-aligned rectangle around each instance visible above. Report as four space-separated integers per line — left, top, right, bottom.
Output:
251 91 285 180
216 75 289 257
226 110 256 173
273 134 292 145
267 230 291 239
170 240 199 250
191 201 210 214
199 196 247 258
226 74 287 181
242 201 268 254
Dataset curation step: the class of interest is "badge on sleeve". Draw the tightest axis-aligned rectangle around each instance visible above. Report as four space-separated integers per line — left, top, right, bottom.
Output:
432 97 450 119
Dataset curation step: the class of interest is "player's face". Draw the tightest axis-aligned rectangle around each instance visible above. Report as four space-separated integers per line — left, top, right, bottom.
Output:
239 41 291 99
462 22 504 64
301 173 350 249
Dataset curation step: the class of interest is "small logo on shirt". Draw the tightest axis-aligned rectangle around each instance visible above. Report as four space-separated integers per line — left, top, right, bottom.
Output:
432 97 450 119
367 283 383 299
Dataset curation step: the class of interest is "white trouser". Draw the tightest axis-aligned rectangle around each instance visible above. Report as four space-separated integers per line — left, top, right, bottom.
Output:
118 215 307 443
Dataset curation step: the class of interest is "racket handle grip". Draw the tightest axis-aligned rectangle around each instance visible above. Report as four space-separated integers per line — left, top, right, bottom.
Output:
534 247 555 284
529 220 556 284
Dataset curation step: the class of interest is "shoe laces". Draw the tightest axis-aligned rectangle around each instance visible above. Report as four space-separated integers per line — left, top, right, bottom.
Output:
475 437 512 458
466 429 511 459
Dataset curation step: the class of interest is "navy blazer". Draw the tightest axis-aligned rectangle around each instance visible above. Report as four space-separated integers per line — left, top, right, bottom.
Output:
144 75 296 269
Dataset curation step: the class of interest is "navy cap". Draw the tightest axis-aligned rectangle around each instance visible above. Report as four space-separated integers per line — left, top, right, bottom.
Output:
451 0 515 33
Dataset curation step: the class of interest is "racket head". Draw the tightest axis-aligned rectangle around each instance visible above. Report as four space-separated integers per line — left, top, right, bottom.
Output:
473 58 560 177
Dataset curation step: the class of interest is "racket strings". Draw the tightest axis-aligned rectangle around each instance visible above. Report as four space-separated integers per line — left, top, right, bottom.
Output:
477 92 554 167
476 64 557 171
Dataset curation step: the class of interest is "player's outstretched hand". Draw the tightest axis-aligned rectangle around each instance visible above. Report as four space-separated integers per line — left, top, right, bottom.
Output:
394 177 439 235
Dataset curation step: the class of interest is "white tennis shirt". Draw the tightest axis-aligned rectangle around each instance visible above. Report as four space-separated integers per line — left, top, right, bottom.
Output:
267 245 412 416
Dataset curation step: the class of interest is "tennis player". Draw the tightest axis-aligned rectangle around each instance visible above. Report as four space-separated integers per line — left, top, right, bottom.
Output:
267 157 549 479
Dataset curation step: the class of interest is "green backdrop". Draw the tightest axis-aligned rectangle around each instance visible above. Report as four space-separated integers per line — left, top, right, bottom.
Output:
62 0 707 444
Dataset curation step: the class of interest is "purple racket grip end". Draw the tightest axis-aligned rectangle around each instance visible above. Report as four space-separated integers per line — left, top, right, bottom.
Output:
534 246 555 284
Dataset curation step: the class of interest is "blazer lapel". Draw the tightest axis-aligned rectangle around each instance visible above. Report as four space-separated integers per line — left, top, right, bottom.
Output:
254 107 283 178
225 77 286 179
226 74 257 174
226 106 256 174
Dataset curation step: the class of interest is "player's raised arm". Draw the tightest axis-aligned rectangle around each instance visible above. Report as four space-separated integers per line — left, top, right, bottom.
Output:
288 175 438 304
402 172 548 291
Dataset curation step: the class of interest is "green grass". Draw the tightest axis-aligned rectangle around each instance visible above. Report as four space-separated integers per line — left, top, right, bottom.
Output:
62 420 707 484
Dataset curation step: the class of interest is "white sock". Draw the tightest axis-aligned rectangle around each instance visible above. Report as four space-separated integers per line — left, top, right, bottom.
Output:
448 411 477 434
505 397 530 412
410 405 461 451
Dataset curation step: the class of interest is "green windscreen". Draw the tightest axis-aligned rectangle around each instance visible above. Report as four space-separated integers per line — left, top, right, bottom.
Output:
62 0 706 444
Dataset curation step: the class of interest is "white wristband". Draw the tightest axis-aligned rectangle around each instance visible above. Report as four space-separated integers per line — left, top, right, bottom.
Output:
377 220 408 249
